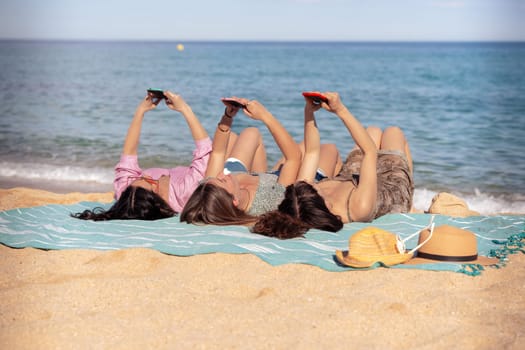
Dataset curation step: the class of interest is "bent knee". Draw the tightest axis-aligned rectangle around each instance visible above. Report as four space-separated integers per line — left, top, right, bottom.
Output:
383 125 403 134
320 143 339 154
380 126 407 151
240 127 261 136
240 127 262 141
382 126 406 140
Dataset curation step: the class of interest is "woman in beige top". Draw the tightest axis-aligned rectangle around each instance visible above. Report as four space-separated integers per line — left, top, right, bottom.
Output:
252 91 414 239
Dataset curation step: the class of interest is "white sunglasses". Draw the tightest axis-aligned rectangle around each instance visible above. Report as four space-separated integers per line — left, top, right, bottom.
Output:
396 215 436 254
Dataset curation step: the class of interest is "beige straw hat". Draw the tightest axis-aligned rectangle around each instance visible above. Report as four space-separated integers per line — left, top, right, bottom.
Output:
335 227 414 268
404 225 498 265
427 192 480 217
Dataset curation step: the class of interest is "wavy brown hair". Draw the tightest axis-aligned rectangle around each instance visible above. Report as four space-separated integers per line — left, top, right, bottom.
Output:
251 181 343 239
180 182 257 226
71 186 176 221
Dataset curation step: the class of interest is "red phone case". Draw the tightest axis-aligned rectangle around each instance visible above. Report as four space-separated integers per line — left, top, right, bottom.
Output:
302 92 328 103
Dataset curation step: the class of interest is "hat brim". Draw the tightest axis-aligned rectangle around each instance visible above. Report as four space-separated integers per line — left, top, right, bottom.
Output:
335 250 414 268
427 208 480 217
404 254 498 266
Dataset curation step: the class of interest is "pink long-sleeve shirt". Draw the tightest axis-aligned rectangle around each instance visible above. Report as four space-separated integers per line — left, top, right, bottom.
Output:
113 137 212 213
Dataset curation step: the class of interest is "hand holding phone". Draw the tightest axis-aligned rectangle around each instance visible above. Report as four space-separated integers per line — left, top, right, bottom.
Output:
302 91 328 105
221 97 246 109
147 88 165 100
221 97 247 118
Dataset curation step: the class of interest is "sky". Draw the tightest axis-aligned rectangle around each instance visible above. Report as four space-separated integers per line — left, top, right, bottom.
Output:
0 0 523 42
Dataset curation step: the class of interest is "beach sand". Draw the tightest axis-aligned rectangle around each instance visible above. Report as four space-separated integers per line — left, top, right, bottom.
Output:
0 187 524 349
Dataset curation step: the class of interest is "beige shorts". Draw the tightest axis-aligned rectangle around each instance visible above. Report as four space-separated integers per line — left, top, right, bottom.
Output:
336 149 414 220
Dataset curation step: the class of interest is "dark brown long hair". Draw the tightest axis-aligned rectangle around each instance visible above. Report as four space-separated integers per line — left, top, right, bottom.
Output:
180 182 257 226
71 186 176 221
252 181 343 239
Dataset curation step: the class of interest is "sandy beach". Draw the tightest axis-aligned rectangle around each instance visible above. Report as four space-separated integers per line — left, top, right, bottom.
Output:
0 187 524 349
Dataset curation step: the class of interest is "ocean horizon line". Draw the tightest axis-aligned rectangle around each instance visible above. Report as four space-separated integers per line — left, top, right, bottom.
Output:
1 38 524 45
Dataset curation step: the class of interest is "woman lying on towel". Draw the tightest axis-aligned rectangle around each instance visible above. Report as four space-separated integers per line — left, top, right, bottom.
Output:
251 91 415 239
180 97 343 226
72 91 238 221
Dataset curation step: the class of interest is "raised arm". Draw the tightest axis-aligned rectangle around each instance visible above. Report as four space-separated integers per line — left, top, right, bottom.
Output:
122 95 159 155
297 96 322 182
323 92 378 222
164 91 208 142
243 100 301 186
204 101 242 177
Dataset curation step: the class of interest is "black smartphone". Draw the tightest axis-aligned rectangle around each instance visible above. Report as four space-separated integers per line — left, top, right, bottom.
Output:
147 88 165 99
221 97 246 108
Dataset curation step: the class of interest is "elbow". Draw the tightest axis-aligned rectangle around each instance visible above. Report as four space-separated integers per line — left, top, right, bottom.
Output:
363 144 378 157
351 201 375 223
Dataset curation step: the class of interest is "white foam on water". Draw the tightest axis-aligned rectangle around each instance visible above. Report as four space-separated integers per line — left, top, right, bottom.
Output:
413 188 525 215
0 161 113 185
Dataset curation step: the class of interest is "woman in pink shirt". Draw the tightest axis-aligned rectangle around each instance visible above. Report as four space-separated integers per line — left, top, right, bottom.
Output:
72 90 218 220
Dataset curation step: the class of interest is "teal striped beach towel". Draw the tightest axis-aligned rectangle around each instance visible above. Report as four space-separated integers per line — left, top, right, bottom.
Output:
1 202 523 275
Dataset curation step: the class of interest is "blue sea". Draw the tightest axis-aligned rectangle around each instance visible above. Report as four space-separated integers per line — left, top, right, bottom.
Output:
0 40 524 214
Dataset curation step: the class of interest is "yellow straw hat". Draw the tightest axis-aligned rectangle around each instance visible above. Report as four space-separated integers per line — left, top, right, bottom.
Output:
404 225 498 265
427 192 480 217
335 227 414 268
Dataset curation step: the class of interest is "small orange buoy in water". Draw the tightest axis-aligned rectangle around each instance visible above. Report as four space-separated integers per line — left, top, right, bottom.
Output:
177 43 184 51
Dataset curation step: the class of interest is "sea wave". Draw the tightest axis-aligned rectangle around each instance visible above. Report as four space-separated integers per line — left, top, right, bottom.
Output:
413 188 525 216
0 161 113 185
